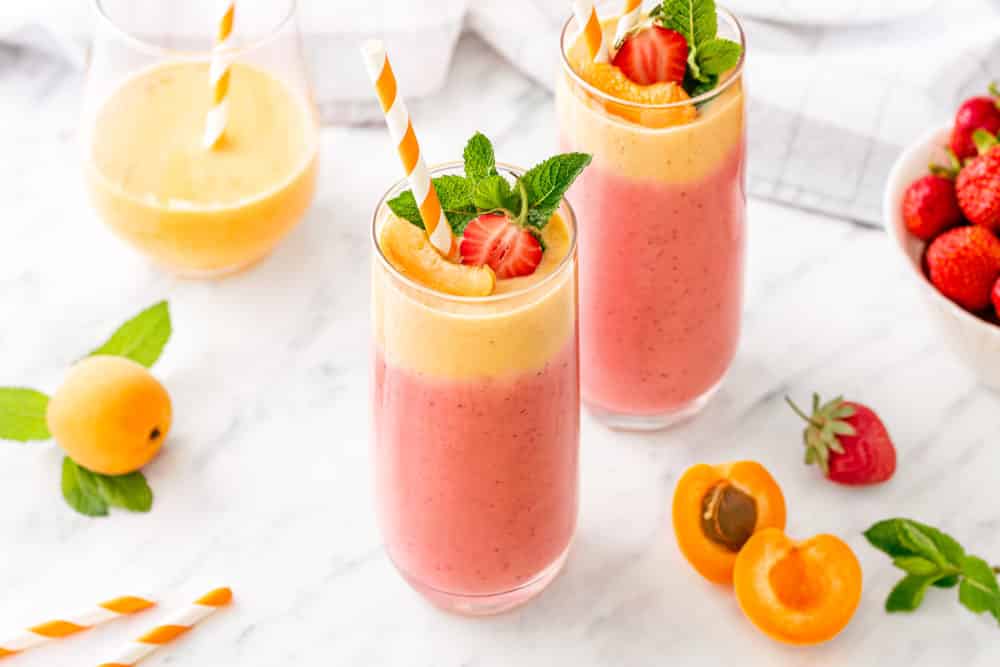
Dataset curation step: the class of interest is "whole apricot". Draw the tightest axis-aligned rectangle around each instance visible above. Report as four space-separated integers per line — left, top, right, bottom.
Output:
47 355 171 475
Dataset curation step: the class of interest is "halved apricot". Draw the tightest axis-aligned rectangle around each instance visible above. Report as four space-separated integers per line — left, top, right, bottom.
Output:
734 528 862 645
672 461 787 584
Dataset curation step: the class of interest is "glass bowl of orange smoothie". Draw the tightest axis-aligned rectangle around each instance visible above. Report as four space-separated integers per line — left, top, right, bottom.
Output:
81 0 320 278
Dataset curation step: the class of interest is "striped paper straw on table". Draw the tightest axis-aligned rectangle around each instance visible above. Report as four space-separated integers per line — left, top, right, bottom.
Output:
0 595 154 659
613 0 643 47
203 0 236 149
99 587 232 667
572 0 610 63
360 39 456 257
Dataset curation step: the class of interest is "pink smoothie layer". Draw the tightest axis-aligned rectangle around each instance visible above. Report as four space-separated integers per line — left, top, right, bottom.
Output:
372 338 579 596
569 140 746 415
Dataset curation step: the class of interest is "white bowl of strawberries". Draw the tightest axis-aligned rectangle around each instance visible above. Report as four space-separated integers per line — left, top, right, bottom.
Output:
885 90 1000 389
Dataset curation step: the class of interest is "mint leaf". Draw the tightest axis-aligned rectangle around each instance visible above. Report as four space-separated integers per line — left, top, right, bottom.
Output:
958 555 1000 619
472 175 516 213
517 153 592 229
933 575 961 588
463 132 497 182
886 575 936 612
90 301 171 368
893 557 941 577
387 190 424 229
697 38 741 76
61 457 153 517
656 0 716 51
865 519 964 567
0 388 50 442
864 519 913 557
900 521 948 566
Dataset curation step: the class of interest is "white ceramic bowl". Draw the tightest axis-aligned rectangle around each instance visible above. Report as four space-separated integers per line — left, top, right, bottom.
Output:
884 124 1000 389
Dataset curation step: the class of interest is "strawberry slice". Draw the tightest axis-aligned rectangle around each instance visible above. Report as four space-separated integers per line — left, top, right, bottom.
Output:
611 26 688 86
460 213 543 279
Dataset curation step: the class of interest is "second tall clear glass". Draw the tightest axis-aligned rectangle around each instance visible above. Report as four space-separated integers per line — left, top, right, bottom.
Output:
557 3 747 431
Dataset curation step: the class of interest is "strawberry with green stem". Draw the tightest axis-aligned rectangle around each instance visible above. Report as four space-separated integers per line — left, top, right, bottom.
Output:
786 393 896 486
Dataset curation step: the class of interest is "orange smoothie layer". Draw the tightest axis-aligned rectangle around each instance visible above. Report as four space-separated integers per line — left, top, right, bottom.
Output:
87 61 318 274
558 18 743 184
373 211 577 380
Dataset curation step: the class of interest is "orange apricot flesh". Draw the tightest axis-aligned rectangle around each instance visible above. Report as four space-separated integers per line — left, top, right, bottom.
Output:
672 461 787 584
734 528 862 646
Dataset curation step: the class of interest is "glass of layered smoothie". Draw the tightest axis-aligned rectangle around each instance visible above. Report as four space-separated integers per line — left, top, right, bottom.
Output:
371 131 587 615
558 0 746 430
81 0 319 277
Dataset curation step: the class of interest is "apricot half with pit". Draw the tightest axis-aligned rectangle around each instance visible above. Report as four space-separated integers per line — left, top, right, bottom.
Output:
734 528 862 645
672 461 787 584
47 355 171 475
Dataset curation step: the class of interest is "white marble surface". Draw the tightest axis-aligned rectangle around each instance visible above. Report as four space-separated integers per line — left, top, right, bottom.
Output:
2 34 1000 666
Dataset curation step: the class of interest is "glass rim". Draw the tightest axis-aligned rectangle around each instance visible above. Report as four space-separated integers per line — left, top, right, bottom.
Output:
92 0 298 58
371 160 578 306
559 3 745 110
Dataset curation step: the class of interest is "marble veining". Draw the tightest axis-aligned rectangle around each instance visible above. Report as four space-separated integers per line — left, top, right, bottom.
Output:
0 35 998 666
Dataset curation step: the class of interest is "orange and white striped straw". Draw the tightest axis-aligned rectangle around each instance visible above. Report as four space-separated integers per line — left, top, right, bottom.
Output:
360 39 455 257
613 0 643 47
572 0 609 63
203 0 236 149
98 588 232 667
0 595 154 659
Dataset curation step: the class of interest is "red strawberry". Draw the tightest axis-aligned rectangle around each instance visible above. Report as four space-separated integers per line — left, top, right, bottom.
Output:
993 276 1000 319
925 226 1000 312
956 140 1000 233
950 85 1000 159
787 394 896 486
460 213 543 279
611 26 688 86
901 174 963 241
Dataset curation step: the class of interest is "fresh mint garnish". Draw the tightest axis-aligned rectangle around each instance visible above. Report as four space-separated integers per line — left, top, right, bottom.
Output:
0 388 51 442
90 300 172 368
651 0 742 97
865 518 1000 623
388 132 591 237
61 457 153 517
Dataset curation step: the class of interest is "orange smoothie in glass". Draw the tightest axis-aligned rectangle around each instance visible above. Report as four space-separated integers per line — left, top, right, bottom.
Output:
86 61 318 276
371 134 589 615
557 1 746 430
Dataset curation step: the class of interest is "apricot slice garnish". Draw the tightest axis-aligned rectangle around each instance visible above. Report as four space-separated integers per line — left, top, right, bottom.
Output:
734 528 862 645
380 215 495 297
576 61 697 128
673 461 787 584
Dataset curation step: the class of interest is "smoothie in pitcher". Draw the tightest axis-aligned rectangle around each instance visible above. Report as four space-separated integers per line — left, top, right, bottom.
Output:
371 133 589 614
557 0 746 429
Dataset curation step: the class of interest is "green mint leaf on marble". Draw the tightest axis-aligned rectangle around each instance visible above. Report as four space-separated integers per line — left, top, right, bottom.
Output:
516 152 592 229
886 574 937 612
61 457 153 517
90 301 171 368
865 518 1000 624
463 132 498 182
0 388 51 442
654 0 741 96
958 556 1000 620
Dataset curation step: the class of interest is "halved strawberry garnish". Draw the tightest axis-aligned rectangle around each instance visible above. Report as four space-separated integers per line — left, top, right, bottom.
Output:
611 26 688 86
460 213 543 279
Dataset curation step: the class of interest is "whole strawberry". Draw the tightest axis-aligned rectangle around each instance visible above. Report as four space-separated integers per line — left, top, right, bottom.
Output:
950 84 1000 159
925 226 1000 312
901 174 962 241
956 130 1000 233
786 394 896 486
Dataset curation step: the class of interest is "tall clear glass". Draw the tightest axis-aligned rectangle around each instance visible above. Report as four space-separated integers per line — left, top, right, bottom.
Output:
81 0 320 277
557 2 746 430
371 163 580 616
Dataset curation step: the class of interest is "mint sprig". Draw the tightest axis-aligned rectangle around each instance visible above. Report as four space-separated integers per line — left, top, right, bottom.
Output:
865 518 1000 624
387 132 591 237
0 301 172 516
650 0 742 97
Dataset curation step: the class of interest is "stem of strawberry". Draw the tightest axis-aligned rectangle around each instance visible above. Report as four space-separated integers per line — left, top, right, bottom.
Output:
785 396 824 429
